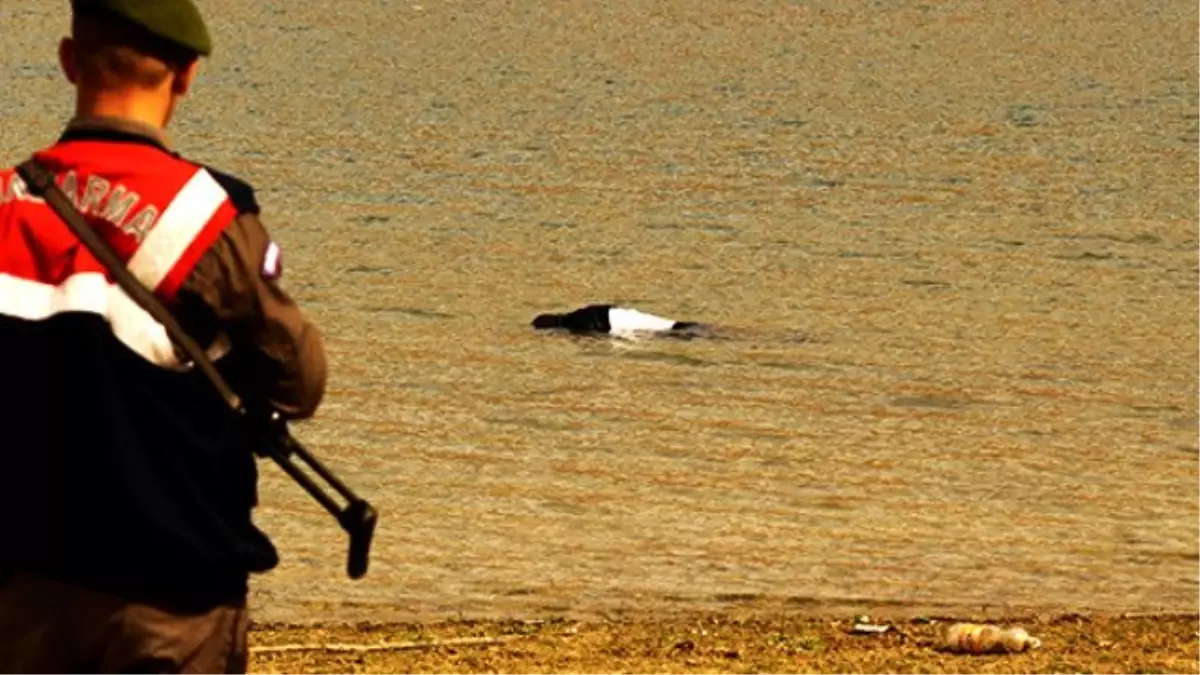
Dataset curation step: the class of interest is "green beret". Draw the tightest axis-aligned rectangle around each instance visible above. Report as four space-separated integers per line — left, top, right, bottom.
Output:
71 0 212 57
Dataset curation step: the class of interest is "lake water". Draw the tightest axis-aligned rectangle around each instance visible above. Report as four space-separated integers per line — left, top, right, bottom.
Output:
1 0 1196 623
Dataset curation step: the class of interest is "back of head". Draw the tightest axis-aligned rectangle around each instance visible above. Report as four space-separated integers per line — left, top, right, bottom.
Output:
68 0 211 89
532 314 565 330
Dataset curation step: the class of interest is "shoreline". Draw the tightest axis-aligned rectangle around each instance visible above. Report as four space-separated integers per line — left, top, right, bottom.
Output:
248 609 1200 674
244 588 1196 627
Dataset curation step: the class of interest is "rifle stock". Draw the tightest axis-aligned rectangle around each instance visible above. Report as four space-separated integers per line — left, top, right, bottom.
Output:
16 158 377 580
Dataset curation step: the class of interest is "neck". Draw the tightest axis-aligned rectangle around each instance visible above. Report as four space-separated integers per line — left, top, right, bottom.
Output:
75 88 171 129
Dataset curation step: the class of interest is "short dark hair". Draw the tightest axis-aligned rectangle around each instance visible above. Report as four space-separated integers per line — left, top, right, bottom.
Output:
70 6 197 89
532 314 565 330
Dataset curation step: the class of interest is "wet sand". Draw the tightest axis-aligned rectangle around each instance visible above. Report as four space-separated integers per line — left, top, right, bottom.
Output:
1 0 1196 639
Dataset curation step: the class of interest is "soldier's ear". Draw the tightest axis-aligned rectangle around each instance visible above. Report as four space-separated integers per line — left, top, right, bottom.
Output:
58 37 79 85
172 59 201 96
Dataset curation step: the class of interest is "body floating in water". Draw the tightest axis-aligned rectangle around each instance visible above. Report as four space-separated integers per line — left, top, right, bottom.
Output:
531 304 711 339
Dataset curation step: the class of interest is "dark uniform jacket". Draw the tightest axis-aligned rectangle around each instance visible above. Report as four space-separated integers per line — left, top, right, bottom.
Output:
0 117 326 611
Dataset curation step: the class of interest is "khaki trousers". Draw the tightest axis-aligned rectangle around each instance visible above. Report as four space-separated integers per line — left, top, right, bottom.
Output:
0 571 249 674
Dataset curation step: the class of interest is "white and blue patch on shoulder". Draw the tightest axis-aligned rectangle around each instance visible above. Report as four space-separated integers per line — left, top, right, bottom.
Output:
607 307 677 337
262 240 283 280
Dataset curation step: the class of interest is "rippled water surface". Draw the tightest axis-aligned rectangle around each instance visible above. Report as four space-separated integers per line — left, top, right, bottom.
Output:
2 0 1197 623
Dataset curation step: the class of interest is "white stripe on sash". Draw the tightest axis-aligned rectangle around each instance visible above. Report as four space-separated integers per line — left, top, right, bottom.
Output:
0 272 109 320
0 272 181 368
127 168 226 291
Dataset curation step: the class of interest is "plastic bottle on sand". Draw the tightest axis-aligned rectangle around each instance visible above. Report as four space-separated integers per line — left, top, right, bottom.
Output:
939 623 1042 654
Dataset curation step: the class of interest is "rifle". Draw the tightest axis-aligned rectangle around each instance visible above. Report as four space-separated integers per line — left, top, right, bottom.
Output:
16 158 378 580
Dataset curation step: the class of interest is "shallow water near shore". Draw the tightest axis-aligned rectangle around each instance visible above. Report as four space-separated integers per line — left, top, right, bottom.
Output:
1 0 1197 623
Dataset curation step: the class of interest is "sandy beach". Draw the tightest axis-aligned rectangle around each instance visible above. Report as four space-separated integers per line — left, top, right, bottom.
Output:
248 611 1199 673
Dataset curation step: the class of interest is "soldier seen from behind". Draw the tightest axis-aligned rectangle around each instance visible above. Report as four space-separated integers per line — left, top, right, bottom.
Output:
0 0 327 672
